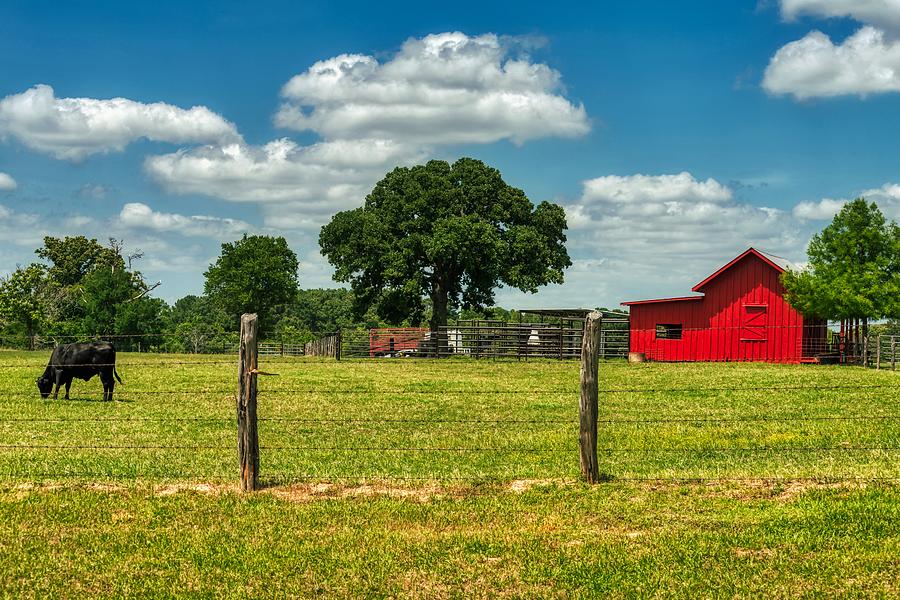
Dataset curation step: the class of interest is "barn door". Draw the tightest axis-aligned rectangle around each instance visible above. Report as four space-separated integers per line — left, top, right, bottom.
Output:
741 305 767 341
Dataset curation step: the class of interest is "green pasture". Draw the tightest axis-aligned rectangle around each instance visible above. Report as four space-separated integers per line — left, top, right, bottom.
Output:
1 352 899 597
0 352 897 482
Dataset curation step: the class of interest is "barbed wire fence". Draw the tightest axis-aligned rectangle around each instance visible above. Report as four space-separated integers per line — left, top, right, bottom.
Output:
0 313 899 488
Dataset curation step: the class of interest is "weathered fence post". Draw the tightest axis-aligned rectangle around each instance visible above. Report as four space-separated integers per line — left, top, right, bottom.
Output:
237 313 260 492
862 335 869 367
876 335 881 370
335 330 342 361
579 311 602 484
892 337 897 371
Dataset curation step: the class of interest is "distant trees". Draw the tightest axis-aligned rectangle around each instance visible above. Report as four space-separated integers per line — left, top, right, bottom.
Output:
0 236 166 348
204 235 299 327
783 198 900 340
320 158 571 338
0 185 576 351
36 235 121 287
0 264 51 349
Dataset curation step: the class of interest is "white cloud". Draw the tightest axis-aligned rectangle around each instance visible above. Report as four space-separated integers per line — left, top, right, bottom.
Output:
275 32 590 145
793 183 900 220
0 84 240 160
117 202 253 238
545 172 808 306
0 203 45 248
580 172 733 205
145 138 425 227
0 172 16 191
764 27 900 98
781 0 900 29
144 32 588 228
792 197 847 219
859 183 900 219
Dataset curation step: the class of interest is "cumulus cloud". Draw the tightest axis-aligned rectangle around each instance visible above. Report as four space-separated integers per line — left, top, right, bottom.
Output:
0 84 240 160
792 197 847 219
0 203 46 249
0 172 16 191
547 172 807 305
781 0 900 29
145 138 425 227
117 202 253 238
793 184 900 220
856 183 900 219
143 32 588 228
763 27 900 98
275 32 590 145
579 172 733 205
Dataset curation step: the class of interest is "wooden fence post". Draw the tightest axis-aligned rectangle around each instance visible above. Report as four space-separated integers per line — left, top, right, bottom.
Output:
862 335 868 367
579 311 602 484
237 313 260 492
335 330 342 361
892 337 897 371
876 335 881 370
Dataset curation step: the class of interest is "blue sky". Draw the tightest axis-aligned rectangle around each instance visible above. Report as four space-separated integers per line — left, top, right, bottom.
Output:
2 0 899 309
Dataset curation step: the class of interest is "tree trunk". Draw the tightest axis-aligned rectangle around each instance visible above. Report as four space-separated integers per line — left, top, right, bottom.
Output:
429 280 449 358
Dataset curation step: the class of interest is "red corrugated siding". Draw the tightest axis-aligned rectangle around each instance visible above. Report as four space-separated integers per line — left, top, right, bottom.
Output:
628 253 824 363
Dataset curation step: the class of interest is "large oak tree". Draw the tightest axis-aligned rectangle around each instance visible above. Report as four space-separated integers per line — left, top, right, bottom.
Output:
319 158 571 335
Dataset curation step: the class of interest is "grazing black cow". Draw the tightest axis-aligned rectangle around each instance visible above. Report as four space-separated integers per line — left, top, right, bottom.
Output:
36 342 122 401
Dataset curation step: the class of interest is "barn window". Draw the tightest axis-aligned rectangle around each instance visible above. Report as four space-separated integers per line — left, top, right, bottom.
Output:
741 304 768 341
655 324 682 340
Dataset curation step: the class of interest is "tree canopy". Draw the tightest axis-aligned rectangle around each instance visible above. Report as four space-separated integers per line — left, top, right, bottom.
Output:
783 198 900 321
319 158 571 331
0 264 51 347
204 234 300 326
36 235 121 287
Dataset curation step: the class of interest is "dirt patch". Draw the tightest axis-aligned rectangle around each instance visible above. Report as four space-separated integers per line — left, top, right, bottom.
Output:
630 479 877 502
154 483 236 496
507 479 569 493
266 482 456 503
773 480 866 502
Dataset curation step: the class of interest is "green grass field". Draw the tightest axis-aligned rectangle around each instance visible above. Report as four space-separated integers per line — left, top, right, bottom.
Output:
1 351 898 597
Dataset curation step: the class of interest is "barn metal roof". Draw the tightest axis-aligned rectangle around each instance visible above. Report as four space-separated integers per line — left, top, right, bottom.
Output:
620 295 704 306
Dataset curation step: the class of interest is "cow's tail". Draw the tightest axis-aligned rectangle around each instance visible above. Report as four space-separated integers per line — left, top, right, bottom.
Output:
114 368 123 384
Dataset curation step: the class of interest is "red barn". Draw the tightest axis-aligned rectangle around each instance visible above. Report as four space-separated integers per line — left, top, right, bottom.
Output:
621 248 827 363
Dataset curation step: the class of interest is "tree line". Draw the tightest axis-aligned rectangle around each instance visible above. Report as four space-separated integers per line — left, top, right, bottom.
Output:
0 234 366 351
0 158 577 352
2 158 896 354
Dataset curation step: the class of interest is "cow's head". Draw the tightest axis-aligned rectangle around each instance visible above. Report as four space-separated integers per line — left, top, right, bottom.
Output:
36 376 53 398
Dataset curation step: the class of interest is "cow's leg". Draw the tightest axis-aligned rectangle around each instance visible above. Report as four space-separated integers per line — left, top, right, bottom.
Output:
100 371 113 401
64 379 71 400
52 371 63 399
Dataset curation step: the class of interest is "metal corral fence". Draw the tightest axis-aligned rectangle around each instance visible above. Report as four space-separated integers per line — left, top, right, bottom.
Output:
873 335 899 370
334 318 629 360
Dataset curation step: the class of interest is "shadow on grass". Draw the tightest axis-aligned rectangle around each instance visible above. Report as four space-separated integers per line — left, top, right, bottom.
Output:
39 396 134 404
